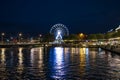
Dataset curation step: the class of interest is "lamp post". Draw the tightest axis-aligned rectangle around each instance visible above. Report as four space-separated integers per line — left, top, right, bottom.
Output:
1 33 5 44
19 33 22 43
39 34 42 42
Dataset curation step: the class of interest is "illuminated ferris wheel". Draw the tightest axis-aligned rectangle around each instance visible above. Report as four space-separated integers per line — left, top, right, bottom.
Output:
50 23 69 39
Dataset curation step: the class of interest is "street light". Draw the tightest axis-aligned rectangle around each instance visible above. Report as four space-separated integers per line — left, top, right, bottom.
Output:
1 33 5 44
79 33 84 40
19 33 22 43
39 34 42 42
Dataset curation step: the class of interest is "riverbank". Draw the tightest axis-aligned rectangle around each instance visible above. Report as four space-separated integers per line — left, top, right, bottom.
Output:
0 42 100 48
100 45 120 54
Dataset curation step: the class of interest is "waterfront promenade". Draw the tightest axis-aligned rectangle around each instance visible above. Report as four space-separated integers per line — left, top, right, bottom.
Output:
0 42 120 55
0 42 43 48
100 45 120 54
0 42 99 48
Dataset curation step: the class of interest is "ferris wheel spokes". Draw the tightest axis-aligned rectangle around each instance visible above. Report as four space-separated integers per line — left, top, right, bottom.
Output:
50 23 69 44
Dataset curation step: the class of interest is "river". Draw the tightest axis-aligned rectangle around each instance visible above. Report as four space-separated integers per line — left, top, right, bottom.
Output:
0 47 120 80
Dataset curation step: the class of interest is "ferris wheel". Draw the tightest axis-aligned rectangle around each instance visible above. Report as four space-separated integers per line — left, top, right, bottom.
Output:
50 23 69 38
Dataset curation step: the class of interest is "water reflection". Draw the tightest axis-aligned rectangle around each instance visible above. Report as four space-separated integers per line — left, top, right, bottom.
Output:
71 48 79 54
18 48 23 67
49 47 65 79
1 48 6 65
30 47 45 79
30 47 43 68
17 48 23 74
108 52 120 70
64 48 69 53
0 47 119 79
38 47 43 68
79 48 86 77
54 47 64 66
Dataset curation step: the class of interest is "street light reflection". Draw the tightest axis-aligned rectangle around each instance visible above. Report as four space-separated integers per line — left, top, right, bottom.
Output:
30 47 43 68
1 48 5 65
18 48 23 66
38 47 43 68
17 48 24 74
79 48 87 76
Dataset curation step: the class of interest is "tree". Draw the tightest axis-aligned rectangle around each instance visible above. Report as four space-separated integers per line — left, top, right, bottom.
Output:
87 34 97 40
42 33 54 42
104 32 112 39
64 34 79 40
114 30 120 37
96 33 104 39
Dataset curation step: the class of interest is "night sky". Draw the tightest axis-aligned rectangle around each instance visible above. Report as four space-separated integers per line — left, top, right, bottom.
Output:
0 0 120 34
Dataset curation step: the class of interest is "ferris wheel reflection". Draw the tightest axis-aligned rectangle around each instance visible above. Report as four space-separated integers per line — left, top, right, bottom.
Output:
50 47 65 79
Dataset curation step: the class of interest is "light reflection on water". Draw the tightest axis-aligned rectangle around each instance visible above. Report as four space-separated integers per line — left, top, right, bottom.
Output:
30 47 43 68
54 47 64 67
50 47 65 79
17 48 23 74
79 48 86 78
0 47 119 79
1 48 6 65
18 48 23 67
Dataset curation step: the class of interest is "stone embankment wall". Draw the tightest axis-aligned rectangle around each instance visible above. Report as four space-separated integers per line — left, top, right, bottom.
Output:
100 45 120 54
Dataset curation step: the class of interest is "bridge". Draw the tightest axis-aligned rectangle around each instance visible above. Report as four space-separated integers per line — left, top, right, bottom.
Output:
0 41 120 54
0 42 48 48
0 41 101 48
0 40 119 48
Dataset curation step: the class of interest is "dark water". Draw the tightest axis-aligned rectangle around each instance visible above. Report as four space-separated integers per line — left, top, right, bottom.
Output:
0 47 120 80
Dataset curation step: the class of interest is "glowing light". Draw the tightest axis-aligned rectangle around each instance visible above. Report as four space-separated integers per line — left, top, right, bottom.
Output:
79 48 86 76
19 33 22 36
79 33 84 39
56 30 62 40
71 48 76 53
38 47 43 68
16 48 24 74
30 48 34 66
50 23 69 36
50 23 69 44
1 33 5 36
1 48 5 64
54 47 64 65
30 47 43 68
18 48 23 65
39 34 42 37
57 31 61 35
86 48 89 55
64 48 70 53
51 47 65 79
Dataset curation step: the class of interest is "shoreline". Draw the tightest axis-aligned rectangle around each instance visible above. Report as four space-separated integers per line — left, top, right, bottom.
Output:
100 46 120 55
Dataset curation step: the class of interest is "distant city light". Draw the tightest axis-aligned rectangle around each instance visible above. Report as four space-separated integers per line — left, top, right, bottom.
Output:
19 33 22 36
1 33 5 36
